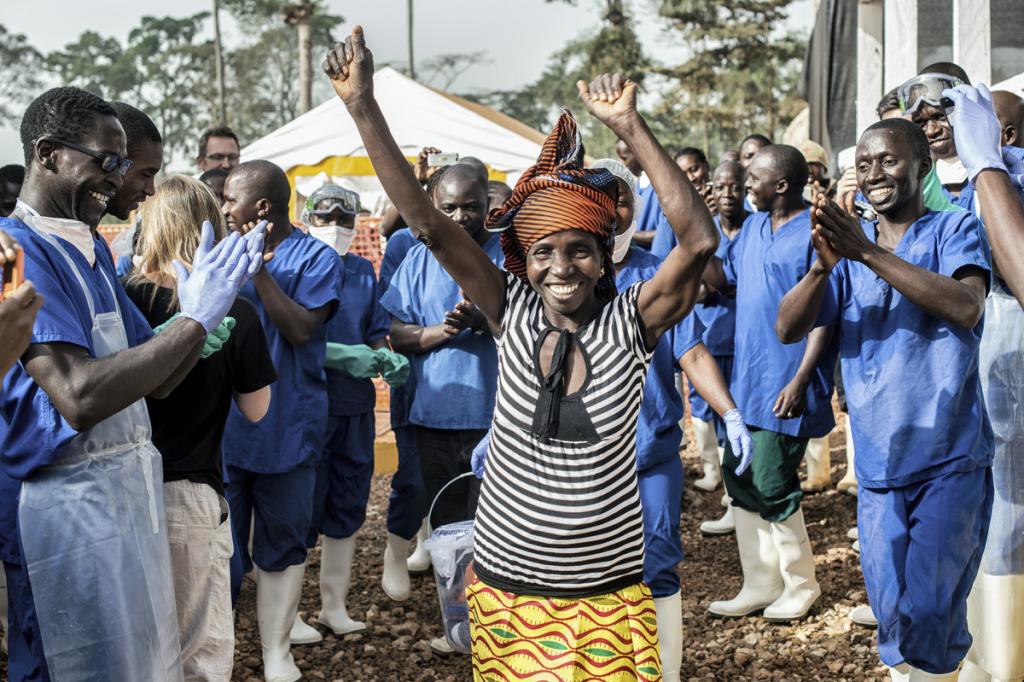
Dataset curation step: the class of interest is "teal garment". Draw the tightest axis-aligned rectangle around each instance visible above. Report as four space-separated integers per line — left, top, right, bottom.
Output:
923 167 964 213
153 314 235 359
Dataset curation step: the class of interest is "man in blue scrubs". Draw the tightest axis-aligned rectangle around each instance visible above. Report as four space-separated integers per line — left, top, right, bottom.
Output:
301 184 394 640
777 118 992 681
379 164 502 616
220 161 341 682
704 145 837 623
595 157 755 681
0 87 257 682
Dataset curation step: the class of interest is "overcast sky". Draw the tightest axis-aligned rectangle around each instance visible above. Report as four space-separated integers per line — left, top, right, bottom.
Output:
0 0 815 167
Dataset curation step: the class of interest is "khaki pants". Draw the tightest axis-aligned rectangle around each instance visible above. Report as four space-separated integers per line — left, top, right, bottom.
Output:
165 480 235 682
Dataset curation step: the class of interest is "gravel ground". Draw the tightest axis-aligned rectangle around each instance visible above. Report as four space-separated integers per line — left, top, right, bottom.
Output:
229 421 891 681
0 420 888 681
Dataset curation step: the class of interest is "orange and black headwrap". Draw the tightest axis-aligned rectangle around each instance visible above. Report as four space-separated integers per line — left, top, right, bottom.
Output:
487 109 619 299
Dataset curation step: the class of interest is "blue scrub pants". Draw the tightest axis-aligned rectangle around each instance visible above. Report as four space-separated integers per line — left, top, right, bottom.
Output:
309 412 375 544
638 456 684 599
386 425 427 540
225 463 316 574
688 354 733 443
859 466 993 674
4 560 50 682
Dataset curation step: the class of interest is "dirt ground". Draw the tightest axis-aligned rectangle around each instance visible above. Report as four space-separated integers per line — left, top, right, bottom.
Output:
225 420 891 682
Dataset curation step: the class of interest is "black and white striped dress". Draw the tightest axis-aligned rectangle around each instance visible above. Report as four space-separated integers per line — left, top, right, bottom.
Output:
473 273 654 597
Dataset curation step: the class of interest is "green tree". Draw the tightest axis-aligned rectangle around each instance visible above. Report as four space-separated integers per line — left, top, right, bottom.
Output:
0 25 47 125
652 0 807 159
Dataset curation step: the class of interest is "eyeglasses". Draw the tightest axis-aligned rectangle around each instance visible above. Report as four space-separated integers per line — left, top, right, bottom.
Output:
205 153 240 163
897 73 964 116
51 138 133 175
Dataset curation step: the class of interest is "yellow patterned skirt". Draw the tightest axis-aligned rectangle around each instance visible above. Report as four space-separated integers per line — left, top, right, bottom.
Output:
466 578 661 681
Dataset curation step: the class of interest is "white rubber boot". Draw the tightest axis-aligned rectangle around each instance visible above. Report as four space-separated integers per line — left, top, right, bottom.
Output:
692 419 722 492
801 436 832 492
699 505 735 535
318 536 367 636
381 533 411 602
890 664 910 682
288 560 323 645
257 565 304 682
763 508 821 622
406 520 432 574
965 571 1024 682
654 591 682 682
957 660 992 682
675 373 688 451
849 604 877 628
708 508 782 617
837 414 858 495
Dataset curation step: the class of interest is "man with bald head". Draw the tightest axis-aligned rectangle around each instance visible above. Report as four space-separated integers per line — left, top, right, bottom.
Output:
703 144 837 623
993 90 1024 147
379 162 503 653
220 160 343 681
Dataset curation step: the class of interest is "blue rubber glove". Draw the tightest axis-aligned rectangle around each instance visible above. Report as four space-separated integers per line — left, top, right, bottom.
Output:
471 430 490 479
153 314 236 359
375 348 410 387
942 83 1008 182
239 221 268 286
725 408 755 475
175 221 250 332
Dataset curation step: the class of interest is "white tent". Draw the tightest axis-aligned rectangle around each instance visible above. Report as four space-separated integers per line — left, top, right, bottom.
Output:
240 67 546 217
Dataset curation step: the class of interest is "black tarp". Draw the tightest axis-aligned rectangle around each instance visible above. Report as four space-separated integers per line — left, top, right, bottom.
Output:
801 0 859 171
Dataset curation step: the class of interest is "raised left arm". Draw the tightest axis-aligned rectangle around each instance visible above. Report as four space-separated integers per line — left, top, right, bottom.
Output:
577 74 719 347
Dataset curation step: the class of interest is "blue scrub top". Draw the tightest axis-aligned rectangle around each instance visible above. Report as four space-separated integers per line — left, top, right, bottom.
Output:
817 210 993 488
724 209 837 438
945 145 1024 215
0 220 153 480
380 228 420 428
222 228 342 474
380 235 503 430
325 253 390 416
0 223 152 564
616 248 703 471
634 182 661 248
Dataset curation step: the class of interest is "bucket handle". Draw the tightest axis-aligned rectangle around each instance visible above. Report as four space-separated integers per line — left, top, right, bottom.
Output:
426 471 477 534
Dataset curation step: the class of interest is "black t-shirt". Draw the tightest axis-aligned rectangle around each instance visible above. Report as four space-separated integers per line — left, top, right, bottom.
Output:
122 279 278 493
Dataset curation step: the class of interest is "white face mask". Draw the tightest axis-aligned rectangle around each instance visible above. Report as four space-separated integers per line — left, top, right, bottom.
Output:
309 225 356 256
935 157 969 186
612 221 637 264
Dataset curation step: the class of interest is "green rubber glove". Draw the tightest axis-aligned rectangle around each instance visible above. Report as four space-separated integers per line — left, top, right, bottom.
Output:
376 348 410 387
325 342 382 379
153 314 235 359
201 316 235 359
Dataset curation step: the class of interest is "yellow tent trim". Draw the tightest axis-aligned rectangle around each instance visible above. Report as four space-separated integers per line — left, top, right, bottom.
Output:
285 155 508 218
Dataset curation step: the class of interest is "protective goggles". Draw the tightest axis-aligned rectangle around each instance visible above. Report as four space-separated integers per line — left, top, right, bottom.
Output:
51 138 133 175
306 190 360 216
897 73 964 116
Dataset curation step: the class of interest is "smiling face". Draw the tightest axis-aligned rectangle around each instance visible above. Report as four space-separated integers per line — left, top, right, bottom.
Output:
744 153 783 211
433 173 488 242
40 114 126 227
199 135 240 172
856 128 930 216
676 153 709 189
739 138 767 169
220 172 263 232
910 103 956 159
526 229 605 319
107 138 163 220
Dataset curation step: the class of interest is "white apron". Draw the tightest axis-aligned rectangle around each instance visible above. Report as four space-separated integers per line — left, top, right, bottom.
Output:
14 206 183 681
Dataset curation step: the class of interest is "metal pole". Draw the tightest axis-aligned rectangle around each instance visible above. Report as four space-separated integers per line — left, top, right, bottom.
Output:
212 0 227 122
407 0 415 79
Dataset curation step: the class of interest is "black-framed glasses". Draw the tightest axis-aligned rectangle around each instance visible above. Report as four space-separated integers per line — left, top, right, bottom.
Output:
51 138 133 176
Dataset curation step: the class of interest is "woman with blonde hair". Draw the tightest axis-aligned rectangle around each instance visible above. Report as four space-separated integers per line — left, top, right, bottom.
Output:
122 174 278 681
